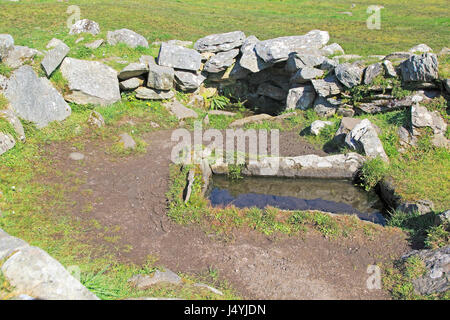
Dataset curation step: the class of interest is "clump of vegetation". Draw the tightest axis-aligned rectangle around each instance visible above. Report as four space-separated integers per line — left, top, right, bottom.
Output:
0 63 13 77
227 163 244 180
204 94 230 110
359 157 388 191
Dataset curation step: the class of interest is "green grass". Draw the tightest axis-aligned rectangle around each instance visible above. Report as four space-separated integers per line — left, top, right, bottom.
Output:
0 0 449 57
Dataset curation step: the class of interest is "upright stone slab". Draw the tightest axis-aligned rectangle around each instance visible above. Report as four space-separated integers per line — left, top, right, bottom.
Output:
286 85 316 110
239 35 273 73
157 42 202 72
194 31 246 53
254 30 329 64
401 53 439 83
41 40 70 77
147 64 174 90
335 63 363 88
60 58 121 106
4 66 71 128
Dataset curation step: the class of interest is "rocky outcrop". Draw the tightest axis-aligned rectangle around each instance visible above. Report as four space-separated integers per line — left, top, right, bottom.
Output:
4 66 71 128
60 58 121 106
0 229 98 300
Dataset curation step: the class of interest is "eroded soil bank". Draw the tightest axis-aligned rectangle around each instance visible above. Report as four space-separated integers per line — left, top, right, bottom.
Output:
46 129 410 299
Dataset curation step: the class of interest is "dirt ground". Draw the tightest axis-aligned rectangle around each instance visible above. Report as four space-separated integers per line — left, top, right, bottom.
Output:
47 129 410 300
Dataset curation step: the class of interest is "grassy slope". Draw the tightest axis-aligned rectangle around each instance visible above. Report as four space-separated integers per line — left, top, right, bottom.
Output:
0 0 449 56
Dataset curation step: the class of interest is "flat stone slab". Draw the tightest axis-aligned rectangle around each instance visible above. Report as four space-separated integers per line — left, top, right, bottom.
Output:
4 65 71 128
194 31 246 53
147 64 174 90
311 74 343 97
158 42 202 72
165 100 198 120
208 110 237 117
85 39 104 50
61 58 121 106
118 63 148 80
135 87 174 100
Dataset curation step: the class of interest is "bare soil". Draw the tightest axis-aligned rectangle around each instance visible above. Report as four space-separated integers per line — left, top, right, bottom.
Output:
46 129 410 300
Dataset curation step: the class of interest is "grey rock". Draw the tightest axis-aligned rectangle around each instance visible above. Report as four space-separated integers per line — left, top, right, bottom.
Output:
320 57 339 71
286 85 316 110
397 126 418 148
204 49 240 73
0 133 15 156
398 200 435 215
310 120 333 135
411 104 447 136
85 39 104 50
0 109 25 141
69 19 100 35
184 168 195 204
41 41 70 77
135 87 174 100
345 119 389 162
194 31 246 53
364 63 383 84
0 74 8 92
336 107 355 118
119 77 143 91
87 110 105 128
384 52 413 61
321 43 344 56
256 83 287 101
128 269 182 290
444 79 450 94
174 70 206 91
158 42 202 72
46 38 65 49
139 55 156 67
0 230 28 261
69 152 85 161
61 58 121 106
118 63 148 80
313 96 340 117
254 30 329 64
119 133 136 150
165 100 198 120
285 53 326 73
229 114 273 128
335 117 363 140
403 246 449 295
1 245 98 300
5 66 71 128
0 34 14 61
435 210 450 226
239 35 272 73
409 44 433 54
106 29 149 48
335 63 363 88
383 60 398 78
311 74 343 97
3 45 41 69
147 64 174 90
355 96 419 114
401 53 438 83
290 67 324 84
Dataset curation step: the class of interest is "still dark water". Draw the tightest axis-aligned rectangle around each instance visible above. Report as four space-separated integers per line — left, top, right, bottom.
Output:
208 176 386 225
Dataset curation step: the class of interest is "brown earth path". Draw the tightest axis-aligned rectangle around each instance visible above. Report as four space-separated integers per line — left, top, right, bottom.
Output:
49 129 409 300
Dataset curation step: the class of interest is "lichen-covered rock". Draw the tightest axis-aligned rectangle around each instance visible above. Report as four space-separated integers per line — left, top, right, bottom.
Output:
157 42 202 72
119 77 144 91
409 44 433 54
286 85 316 110
107 29 149 48
87 110 105 128
85 39 104 50
147 64 174 90
164 100 198 120
401 53 438 83
69 19 100 35
61 57 121 106
194 31 246 53
397 200 434 215
345 119 388 162
320 43 344 56
411 104 447 136
285 53 325 73
254 30 329 64
4 66 71 128
335 63 363 88
383 60 398 78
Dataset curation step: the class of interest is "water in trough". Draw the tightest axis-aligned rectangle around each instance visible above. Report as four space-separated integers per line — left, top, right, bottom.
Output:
208 175 386 225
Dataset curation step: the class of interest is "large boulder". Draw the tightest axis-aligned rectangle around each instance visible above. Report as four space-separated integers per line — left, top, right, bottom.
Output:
0 34 14 61
60 58 121 106
239 35 272 73
203 49 240 73
41 40 70 77
345 119 388 162
157 42 202 72
174 70 206 91
335 63 363 88
401 53 438 83
147 64 174 90
0 132 15 156
1 244 98 300
4 66 71 128
106 29 149 48
194 31 246 53
69 19 100 35
286 85 316 110
3 46 41 69
254 30 329 64
402 246 449 296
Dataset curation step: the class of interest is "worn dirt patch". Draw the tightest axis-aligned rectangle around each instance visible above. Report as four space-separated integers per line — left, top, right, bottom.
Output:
45 129 409 300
